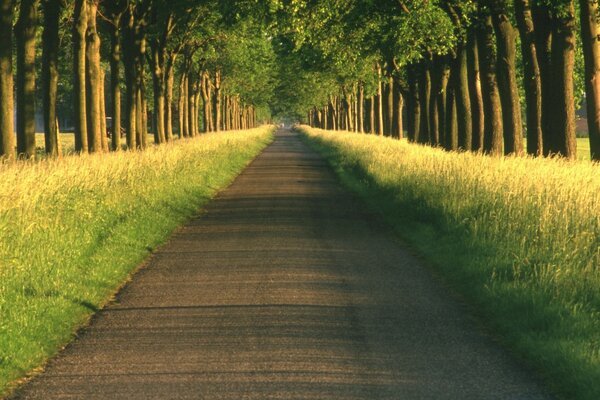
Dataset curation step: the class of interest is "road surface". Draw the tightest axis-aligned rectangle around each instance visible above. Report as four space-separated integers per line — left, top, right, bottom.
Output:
12 129 553 399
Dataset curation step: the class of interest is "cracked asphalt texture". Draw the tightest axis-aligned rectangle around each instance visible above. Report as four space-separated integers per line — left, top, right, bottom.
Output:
11 129 553 399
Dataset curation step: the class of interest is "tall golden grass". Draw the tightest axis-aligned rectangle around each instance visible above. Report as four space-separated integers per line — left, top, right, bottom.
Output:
0 127 273 395
301 126 599 399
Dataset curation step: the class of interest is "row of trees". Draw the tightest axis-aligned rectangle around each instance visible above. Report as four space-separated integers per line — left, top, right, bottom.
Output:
277 0 600 161
0 0 274 160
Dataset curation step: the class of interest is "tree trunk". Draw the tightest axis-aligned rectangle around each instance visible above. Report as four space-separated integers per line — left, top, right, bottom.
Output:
580 0 600 160
376 64 384 136
467 30 485 151
121 5 140 149
201 71 210 133
151 48 166 143
368 96 375 134
187 72 196 137
182 72 189 137
532 5 553 156
492 2 524 155
446 84 458 150
477 11 504 155
0 0 15 159
214 70 222 131
165 52 177 141
99 68 108 151
42 0 61 157
73 0 88 152
515 0 543 156
108 9 122 151
549 3 577 158
85 1 102 153
406 66 420 142
386 75 394 136
433 57 450 147
358 82 364 133
16 0 39 158
454 43 472 150
392 76 402 139
418 61 431 144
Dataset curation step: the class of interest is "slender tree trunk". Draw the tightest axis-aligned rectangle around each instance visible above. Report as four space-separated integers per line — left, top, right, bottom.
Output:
386 75 394 136
467 30 484 151
108 11 122 151
532 5 553 156
418 61 431 144
392 76 402 139
548 2 577 158
376 64 384 135
16 0 39 158
369 96 375 134
515 0 543 156
214 70 222 131
201 71 210 133
492 2 524 155
42 0 62 157
151 46 166 143
136 85 144 148
182 73 189 137
0 0 15 159
85 1 102 153
99 69 108 151
358 82 364 133
165 52 176 141
580 0 600 160
477 11 504 155
407 66 420 142
434 57 450 147
446 84 458 150
187 73 196 137
73 0 88 152
430 59 442 146
454 43 472 150
445 65 458 150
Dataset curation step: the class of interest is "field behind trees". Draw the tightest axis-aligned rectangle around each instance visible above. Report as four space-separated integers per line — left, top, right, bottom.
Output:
0 127 273 396
299 126 599 400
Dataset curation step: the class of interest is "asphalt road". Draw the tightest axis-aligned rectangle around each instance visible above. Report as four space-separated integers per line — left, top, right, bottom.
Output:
11 129 553 399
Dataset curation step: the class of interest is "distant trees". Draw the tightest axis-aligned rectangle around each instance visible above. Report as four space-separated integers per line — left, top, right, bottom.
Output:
289 0 599 161
0 0 271 160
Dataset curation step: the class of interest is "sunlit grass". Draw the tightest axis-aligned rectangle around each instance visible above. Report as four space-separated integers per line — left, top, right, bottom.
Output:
0 127 274 396
300 126 599 400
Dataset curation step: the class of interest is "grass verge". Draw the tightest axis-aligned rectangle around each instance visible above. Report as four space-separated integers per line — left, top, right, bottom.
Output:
0 127 274 396
298 126 599 400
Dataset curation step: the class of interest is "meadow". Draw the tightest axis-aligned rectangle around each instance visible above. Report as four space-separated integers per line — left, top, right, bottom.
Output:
0 127 273 396
299 126 599 400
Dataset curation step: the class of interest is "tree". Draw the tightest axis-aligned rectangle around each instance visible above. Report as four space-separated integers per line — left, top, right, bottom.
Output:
476 5 504 155
490 0 524 155
515 0 543 156
0 0 15 159
16 0 40 158
579 0 600 160
42 0 66 157
73 0 88 152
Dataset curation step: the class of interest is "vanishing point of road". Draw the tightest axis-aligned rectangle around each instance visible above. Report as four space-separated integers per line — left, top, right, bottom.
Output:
12 129 553 399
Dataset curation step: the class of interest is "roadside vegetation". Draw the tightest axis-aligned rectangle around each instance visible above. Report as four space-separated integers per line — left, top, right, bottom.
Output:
0 126 273 396
300 126 599 400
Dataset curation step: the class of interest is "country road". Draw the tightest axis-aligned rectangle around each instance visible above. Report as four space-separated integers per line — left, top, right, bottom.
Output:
11 129 553 399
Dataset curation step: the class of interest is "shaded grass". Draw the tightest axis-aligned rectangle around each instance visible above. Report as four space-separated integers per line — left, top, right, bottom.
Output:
298 126 599 400
0 127 274 396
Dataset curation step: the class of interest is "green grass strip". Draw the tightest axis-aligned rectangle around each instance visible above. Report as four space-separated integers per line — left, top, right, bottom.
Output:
299 126 599 400
0 127 274 396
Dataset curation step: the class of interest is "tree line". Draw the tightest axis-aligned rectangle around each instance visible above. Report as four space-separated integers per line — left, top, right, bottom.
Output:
0 0 274 160
277 0 600 161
